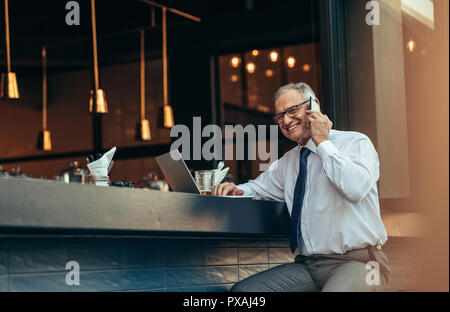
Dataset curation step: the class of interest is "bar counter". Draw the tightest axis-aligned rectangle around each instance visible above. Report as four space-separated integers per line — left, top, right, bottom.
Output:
0 177 289 236
0 176 293 292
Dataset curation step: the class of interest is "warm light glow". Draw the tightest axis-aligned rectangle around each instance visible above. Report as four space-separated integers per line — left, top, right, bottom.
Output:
287 57 296 68
37 130 52 151
230 74 239 82
265 69 274 77
246 62 256 74
1 72 20 99
251 49 259 56
42 130 52 151
137 119 151 141
257 105 270 113
230 57 241 68
407 40 416 52
302 64 311 72
269 51 278 62
163 105 174 128
89 89 108 114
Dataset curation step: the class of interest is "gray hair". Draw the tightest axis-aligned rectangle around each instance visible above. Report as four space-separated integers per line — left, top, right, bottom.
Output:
273 82 317 102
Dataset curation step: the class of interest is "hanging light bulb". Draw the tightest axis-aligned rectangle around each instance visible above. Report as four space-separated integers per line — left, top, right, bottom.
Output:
407 39 415 52
246 62 256 74
0 0 19 100
89 89 108 114
269 51 278 62
88 0 108 114
163 105 174 128
265 69 274 77
230 56 241 68
286 56 296 68
37 46 52 151
161 6 174 128
136 29 151 141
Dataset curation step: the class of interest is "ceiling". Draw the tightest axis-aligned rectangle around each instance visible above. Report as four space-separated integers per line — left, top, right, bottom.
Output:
0 0 319 76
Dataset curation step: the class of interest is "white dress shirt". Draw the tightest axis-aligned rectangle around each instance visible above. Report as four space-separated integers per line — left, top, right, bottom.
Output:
238 129 388 256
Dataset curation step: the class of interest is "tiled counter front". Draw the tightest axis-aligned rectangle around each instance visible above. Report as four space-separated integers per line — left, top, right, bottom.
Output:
0 235 413 292
0 235 295 292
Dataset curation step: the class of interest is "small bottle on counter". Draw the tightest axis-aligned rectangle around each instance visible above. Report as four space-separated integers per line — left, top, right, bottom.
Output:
11 166 28 178
60 161 88 184
0 164 10 177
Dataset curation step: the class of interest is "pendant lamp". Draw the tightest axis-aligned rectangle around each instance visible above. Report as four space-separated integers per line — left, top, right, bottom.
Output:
88 0 108 114
161 7 174 128
136 29 151 141
138 1 201 128
0 0 19 99
37 46 52 151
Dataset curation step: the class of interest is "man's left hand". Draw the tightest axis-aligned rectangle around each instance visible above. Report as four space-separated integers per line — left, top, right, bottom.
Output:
306 110 333 146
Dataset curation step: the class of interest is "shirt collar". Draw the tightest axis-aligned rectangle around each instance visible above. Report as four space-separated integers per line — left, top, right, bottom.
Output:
298 138 318 154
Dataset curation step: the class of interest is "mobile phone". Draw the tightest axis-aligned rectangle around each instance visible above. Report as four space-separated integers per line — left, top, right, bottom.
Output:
310 97 320 112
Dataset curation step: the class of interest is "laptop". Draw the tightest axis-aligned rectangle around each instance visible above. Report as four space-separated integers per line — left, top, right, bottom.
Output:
155 149 253 198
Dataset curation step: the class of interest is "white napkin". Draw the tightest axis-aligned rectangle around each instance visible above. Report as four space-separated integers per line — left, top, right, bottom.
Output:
214 161 229 186
87 146 117 177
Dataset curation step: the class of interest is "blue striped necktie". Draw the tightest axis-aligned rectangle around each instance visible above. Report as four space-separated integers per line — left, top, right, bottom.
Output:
290 147 312 254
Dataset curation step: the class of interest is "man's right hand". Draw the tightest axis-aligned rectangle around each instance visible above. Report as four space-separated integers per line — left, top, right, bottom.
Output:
212 182 244 196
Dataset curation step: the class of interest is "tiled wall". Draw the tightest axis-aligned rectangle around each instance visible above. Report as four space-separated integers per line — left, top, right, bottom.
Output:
0 235 411 292
0 235 295 292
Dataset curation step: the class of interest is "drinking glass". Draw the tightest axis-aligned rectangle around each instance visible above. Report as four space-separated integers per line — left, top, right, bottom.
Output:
194 170 216 195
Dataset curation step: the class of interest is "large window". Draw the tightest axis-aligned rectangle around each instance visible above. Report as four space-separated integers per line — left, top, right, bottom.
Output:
220 44 322 116
344 0 448 203
218 43 322 182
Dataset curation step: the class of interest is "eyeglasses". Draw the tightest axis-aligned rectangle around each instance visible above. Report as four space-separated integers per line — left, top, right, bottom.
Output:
272 97 311 124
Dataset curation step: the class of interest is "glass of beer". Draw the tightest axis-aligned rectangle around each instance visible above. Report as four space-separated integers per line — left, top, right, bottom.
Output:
194 170 216 195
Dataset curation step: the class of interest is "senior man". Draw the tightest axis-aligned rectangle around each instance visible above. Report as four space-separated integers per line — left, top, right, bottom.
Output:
212 82 390 292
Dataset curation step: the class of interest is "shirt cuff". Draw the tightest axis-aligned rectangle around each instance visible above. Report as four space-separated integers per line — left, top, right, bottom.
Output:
317 140 339 161
236 183 255 197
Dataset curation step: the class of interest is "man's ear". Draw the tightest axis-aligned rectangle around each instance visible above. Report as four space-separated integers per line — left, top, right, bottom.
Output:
314 98 321 112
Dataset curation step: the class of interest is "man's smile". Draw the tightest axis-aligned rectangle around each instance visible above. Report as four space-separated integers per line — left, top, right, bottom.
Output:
286 122 301 131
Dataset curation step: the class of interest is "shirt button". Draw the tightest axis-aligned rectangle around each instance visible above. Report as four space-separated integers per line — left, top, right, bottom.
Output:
306 242 310 247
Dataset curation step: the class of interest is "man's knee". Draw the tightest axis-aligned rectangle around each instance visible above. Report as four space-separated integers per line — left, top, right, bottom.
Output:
231 262 316 292
321 261 378 292
230 281 245 292
230 278 255 292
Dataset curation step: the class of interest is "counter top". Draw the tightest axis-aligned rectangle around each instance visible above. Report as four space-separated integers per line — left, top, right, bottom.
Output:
0 177 290 237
